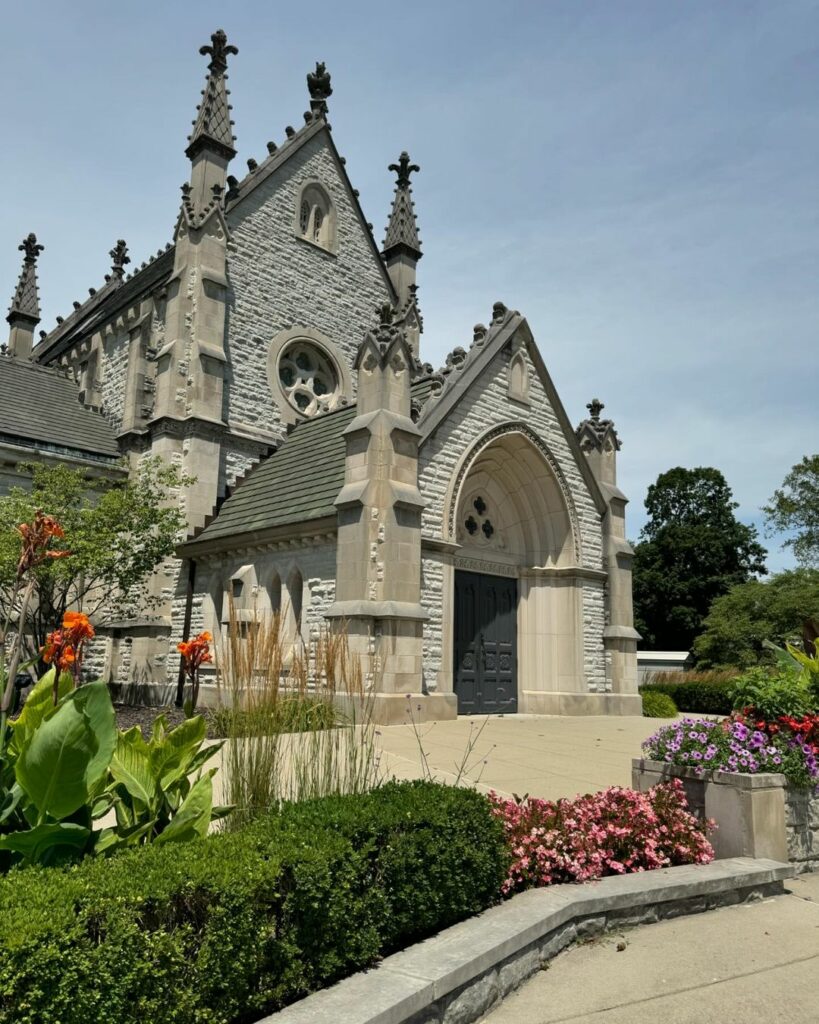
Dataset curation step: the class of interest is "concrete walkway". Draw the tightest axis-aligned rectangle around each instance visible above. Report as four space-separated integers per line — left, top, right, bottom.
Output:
479 871 819 1024
375 712 665 799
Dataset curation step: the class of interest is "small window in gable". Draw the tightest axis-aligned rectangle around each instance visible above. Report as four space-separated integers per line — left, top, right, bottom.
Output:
296 182 336 253
507 346 530 405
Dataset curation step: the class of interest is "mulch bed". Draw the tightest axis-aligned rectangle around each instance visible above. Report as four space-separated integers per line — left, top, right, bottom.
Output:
114 704 215 738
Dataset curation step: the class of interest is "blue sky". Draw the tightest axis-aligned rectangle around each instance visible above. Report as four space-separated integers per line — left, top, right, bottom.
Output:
3 1 817 570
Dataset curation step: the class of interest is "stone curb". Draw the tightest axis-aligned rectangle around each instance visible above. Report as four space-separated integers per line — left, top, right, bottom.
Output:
259 857 793 1024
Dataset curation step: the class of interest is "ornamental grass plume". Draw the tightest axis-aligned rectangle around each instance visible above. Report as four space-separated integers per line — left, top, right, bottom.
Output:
490 780 714 896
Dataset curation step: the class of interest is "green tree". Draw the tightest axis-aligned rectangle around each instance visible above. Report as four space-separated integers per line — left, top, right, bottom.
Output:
633 467 767 651
763 454 819 568
693 568 819 669
0 459 190 666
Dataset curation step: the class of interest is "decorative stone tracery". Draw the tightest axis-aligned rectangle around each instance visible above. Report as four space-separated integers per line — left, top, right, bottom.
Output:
447 422 582 565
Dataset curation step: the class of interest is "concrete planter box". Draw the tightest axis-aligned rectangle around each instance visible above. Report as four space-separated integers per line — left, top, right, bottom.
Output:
632 758 819 874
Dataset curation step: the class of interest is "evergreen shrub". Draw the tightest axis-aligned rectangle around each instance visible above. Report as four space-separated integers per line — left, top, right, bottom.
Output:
0 781 507 1024
642 690 678 718
642 678 734 715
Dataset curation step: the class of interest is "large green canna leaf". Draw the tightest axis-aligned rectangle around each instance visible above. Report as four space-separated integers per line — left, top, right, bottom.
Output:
0 821 90 865
9 669 73 755
109 726 155 808
15 683 116 821
150 715 207 790
153 771 214 845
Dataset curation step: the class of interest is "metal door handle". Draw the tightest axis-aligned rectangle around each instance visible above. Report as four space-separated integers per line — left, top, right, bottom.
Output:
479 632 487 667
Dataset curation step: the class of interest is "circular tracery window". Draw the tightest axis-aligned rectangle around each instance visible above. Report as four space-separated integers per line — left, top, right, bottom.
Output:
278 341 342 417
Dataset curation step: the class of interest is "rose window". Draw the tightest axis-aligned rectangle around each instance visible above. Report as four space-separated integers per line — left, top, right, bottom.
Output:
278 342 342 417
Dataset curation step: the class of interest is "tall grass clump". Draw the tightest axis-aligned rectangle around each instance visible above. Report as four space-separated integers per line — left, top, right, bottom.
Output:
216 600 380 829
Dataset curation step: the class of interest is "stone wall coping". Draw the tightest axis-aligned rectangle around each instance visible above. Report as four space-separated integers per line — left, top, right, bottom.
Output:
259 857 792 1024
633 757 789 790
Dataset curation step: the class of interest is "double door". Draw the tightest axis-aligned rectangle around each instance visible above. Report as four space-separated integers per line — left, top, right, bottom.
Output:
454 570 517 714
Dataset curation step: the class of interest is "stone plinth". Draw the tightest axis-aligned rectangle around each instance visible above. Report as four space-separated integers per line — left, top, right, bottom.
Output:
633 758 819 872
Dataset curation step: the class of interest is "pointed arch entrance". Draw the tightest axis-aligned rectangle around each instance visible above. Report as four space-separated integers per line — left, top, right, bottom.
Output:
442 424 585 714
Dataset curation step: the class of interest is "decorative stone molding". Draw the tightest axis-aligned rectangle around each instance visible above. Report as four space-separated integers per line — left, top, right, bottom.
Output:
445 421 582 564
266 325 351 425
453 555 518 578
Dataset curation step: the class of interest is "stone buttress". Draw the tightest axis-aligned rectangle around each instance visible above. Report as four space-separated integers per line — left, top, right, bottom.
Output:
576 400 640 696
327 305 456 723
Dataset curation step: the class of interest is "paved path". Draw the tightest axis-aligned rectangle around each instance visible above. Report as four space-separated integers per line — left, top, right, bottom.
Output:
479 871 819 1024
375 713 665 799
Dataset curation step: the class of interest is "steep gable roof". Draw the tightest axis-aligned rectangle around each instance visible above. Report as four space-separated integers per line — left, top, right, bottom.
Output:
180 377 436 554
415 306 608 516
0 357 120 462
34 114 396 366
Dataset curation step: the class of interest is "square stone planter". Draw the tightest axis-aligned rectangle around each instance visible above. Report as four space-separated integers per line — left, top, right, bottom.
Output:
632 758 818 874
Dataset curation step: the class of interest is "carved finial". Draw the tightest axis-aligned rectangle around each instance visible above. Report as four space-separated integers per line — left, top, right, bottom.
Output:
199 29 238 74
491 301 508 325
19 233 44 264
389 152 420 190
109 239 130 279
378 302 395 328
307 61 332 116
587 398 604 421
473 324 487 345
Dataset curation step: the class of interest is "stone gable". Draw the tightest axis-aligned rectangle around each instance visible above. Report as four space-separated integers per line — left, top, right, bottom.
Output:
224 132 393 444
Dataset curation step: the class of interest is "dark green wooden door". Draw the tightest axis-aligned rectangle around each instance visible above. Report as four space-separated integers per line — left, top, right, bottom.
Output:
454 571 517 714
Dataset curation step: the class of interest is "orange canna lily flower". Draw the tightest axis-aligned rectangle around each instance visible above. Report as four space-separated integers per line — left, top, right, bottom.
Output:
16 511 70 576
177 631 213 678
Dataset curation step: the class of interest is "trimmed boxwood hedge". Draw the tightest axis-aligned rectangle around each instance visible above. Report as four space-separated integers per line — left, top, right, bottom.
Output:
641 680 733 715
0 781 507 1024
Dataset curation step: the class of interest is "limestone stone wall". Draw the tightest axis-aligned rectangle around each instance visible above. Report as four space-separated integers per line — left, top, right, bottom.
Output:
186 541 337 644
421 554 445 691
224 132 392 443
785 787 819 874
581 581 608 692
418 342 606 692
419 345 603 570
100 330 130 431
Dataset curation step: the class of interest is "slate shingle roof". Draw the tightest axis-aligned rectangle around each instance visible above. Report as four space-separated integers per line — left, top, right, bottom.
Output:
0 357 120 461
186 378 440 549
191 404 356 545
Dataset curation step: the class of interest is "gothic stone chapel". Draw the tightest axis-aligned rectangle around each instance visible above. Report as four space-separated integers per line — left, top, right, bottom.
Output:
3 30 641 722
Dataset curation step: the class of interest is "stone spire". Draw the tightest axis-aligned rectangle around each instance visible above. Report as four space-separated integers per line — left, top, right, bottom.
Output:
186 29 238 161
382 152 423 350
306 61 332 118
383 152 422 260
184 29 238 212
6 233 44 359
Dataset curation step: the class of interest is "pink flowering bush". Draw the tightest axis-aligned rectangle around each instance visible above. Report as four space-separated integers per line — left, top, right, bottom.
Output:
489 779 714 896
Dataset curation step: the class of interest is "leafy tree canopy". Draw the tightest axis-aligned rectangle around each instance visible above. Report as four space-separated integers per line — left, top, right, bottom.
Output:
693 568 819 669
633 467 767 651
763 454 819 568
0 459 191 661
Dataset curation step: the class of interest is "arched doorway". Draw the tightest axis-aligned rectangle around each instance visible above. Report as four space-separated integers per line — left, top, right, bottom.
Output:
446 426 581 714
